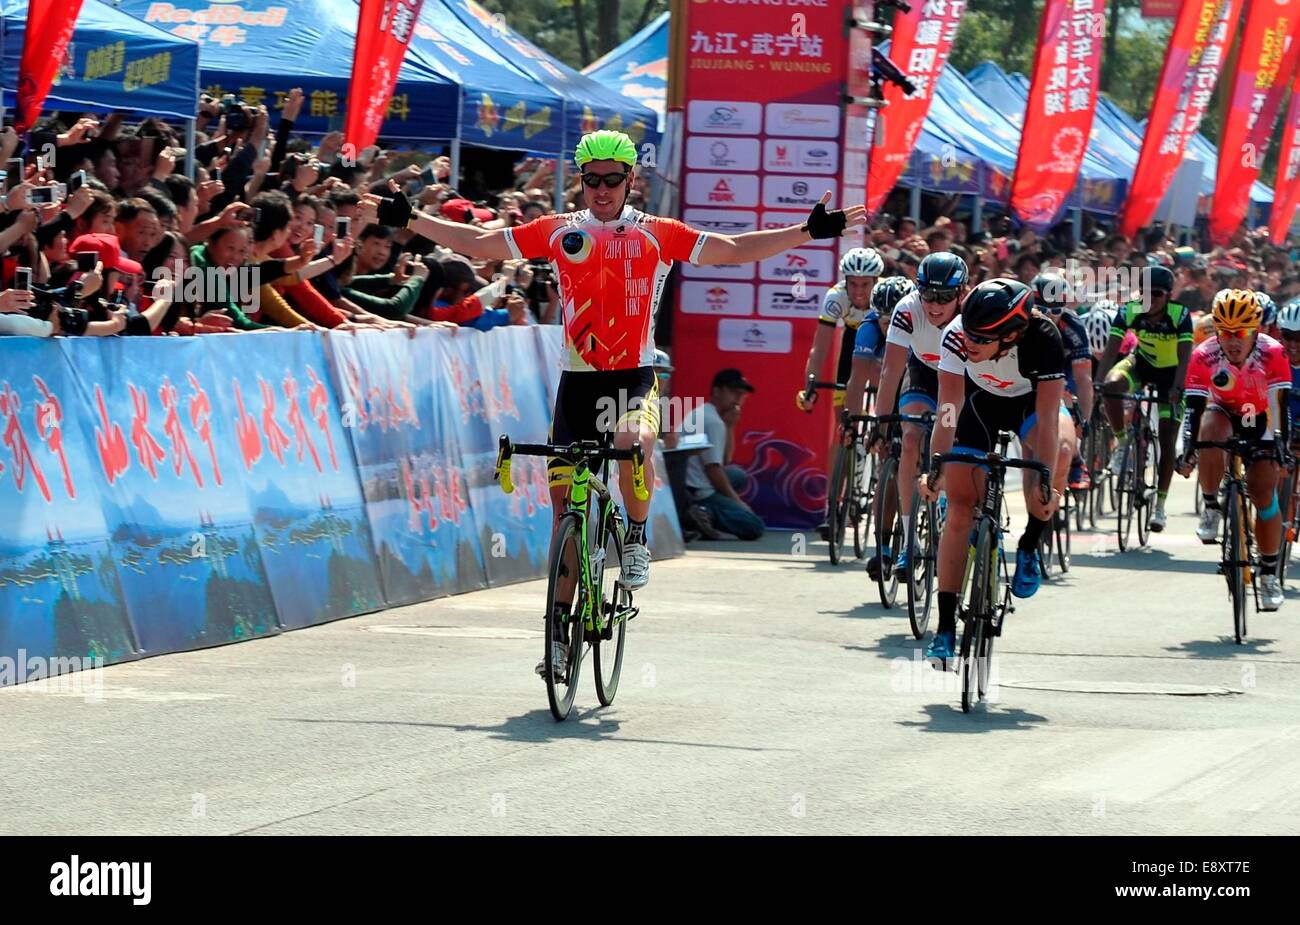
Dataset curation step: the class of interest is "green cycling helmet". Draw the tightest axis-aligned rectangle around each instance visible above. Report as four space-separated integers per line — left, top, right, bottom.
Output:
574 130 638 169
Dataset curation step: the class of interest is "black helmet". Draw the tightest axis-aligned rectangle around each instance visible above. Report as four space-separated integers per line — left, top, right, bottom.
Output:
917 251 969 289
1143 264 1175 294
1031 272 1070 310
870 275 916 316
962 278 1034 341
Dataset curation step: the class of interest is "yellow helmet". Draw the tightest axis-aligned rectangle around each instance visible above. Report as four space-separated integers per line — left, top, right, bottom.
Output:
1211 289 1262 332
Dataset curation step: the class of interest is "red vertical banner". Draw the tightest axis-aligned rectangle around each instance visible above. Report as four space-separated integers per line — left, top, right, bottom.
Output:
864 0 967 216
1210 0 1300 245
15 0 87 132
671 0 846 529
1121 0 1242 238
1269 65 1300 241
346 0 425 153
1011 0 1107 231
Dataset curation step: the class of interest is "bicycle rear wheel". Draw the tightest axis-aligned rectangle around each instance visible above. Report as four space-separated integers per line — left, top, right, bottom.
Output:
854 448 875 560
1058 496 1072 572
592 521 627 707
1038 519 1053 579
827 445 853 564
874 458 904 608
544 514 587 721
905 492 935 639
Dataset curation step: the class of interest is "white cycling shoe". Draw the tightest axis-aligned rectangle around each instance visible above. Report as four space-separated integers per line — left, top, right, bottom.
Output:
1197 508 1222 544
1260 574 1284 612
621 543 650 590
535 641 568 681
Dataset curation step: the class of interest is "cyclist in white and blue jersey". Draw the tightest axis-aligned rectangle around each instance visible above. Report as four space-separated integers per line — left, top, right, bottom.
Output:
1033 272 1094 491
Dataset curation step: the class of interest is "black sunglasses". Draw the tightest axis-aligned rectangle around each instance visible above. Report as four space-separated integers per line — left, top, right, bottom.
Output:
581 171 630 189
1147 288 1170 298
920 286 959 303
964 329 999 346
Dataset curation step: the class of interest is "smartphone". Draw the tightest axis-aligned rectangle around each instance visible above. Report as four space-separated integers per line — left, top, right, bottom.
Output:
210 166 222 183
28 186 57 205
75 251 97 273
336 216 351 239
236 206 261 223
6 158 22 191
14 267 32 291
421 164 438 186
312 223 324 248
142 279 156 297
68 170 86 194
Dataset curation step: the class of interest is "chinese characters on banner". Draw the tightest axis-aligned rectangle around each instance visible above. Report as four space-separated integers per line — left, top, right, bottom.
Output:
1011 0 1107 230
672 0 848 528
865 1 967 216
1210 0 1300 245
1120 0 1241 238
1269 64 1300 242
15 0 87 131
346 0 425 152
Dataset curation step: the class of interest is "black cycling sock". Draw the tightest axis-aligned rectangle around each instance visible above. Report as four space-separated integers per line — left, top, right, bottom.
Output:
1261 554 1279 576
1018 515 1050 552
938 591 958 635
1203 492 1220 510
626 518 647 546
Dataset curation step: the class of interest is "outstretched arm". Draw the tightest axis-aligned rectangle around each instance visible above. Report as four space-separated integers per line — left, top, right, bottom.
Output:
697 192 866 266
408 211 513 260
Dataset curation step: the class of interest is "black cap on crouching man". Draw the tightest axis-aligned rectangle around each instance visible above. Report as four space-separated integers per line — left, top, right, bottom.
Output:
712 368 756 393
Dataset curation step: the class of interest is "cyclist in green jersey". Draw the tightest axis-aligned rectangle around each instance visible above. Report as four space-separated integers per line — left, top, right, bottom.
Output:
1095 265 1193 532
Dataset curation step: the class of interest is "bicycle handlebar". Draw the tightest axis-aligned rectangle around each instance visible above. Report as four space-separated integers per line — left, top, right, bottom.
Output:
930 450 1053 504
494 435 648 501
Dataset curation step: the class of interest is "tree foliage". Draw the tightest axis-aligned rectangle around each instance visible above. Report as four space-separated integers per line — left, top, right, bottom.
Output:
476 0 669 69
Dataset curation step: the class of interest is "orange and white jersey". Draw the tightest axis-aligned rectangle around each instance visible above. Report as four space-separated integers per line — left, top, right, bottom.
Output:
504 206 709 371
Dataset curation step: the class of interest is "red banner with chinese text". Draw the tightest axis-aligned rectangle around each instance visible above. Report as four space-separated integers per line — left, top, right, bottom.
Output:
1210 0 1300 245
346 0 425 152
15 0 86 132
1269 64 1300 242
864 1 967 216
1011 0 1107 231
1121 0 1241 238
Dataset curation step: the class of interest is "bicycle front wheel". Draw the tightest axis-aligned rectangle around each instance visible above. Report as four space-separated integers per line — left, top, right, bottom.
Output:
960 519 998 713
905 492 935 639
827 445 853 564
1136 425 1158 547
545 514 587 721
854 449 875 560
1223 483 1247 645
592 524 627 707
1116 439 1135 551
874 458 903 608
1058 497 1072 573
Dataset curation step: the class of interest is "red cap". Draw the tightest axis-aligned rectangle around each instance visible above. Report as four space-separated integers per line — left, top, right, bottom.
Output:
69 233 144 276
440 198 495 223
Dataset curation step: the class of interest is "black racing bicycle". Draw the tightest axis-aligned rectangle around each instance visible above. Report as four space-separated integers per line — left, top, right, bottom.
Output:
1194 438 1261 645
872 411 938 634
1112 385 1161 551
494 435 647 721
932 432 1052 712
803 375 875 564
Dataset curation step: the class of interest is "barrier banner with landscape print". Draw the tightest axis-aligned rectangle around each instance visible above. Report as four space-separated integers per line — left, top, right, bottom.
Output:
1121 0 1242 238
219 333 384 630
0 339 139 672
1012 0 1108 230
327 329 487 606
63 337 280 656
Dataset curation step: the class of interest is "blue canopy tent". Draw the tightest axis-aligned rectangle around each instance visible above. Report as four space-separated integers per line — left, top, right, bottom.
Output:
406 1 565 155
440 0 660 171
582 11 668 133
1 0 199 121
115 0 459 142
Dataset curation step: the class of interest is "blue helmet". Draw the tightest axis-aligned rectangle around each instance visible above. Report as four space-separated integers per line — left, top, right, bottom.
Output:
917 252 969 289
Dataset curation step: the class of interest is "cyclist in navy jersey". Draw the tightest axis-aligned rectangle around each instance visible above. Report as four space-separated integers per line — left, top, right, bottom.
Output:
1033 273 1094 490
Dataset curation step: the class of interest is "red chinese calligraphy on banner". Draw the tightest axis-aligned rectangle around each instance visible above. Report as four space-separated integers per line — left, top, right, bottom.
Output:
1012 0 1107 230
1121 0 1242 239
160 377 204 487
865 1 967 215
0 382 52 502
233 380 263 471
186 372 223 486
346 0 425 153
1211 0 1300 245
94 385 129 484
15 0 87 132
128 383 166 481
1269 64 1300 242
32 376 74 500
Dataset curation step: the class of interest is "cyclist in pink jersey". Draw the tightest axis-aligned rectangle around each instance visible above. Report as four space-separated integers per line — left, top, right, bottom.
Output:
405 130 866 607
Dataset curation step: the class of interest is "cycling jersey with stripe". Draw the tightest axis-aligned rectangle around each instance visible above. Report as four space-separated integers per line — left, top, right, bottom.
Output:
504 206 708 371
819 281 870 329
886 291 950 370
1109 300 1192 369
1185 333 1290 417
939 314 1067 398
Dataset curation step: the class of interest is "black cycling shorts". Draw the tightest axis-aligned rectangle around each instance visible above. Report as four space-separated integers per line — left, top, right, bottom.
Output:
548 367 659 487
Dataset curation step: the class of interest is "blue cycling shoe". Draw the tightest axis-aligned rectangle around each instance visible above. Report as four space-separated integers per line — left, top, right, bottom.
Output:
1012 547 1041 598
925 628 957 669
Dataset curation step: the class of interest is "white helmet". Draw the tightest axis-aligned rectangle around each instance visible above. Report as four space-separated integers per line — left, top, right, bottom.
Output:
1085 303 1115 354
840 247 884 279
1278 297 1300 333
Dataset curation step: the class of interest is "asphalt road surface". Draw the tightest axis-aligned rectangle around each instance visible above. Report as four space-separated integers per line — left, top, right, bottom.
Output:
3 476 1297 835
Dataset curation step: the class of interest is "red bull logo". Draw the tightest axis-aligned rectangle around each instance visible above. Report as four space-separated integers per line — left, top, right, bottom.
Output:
503 100 527 133
477 93 501 136
524 106 552 139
